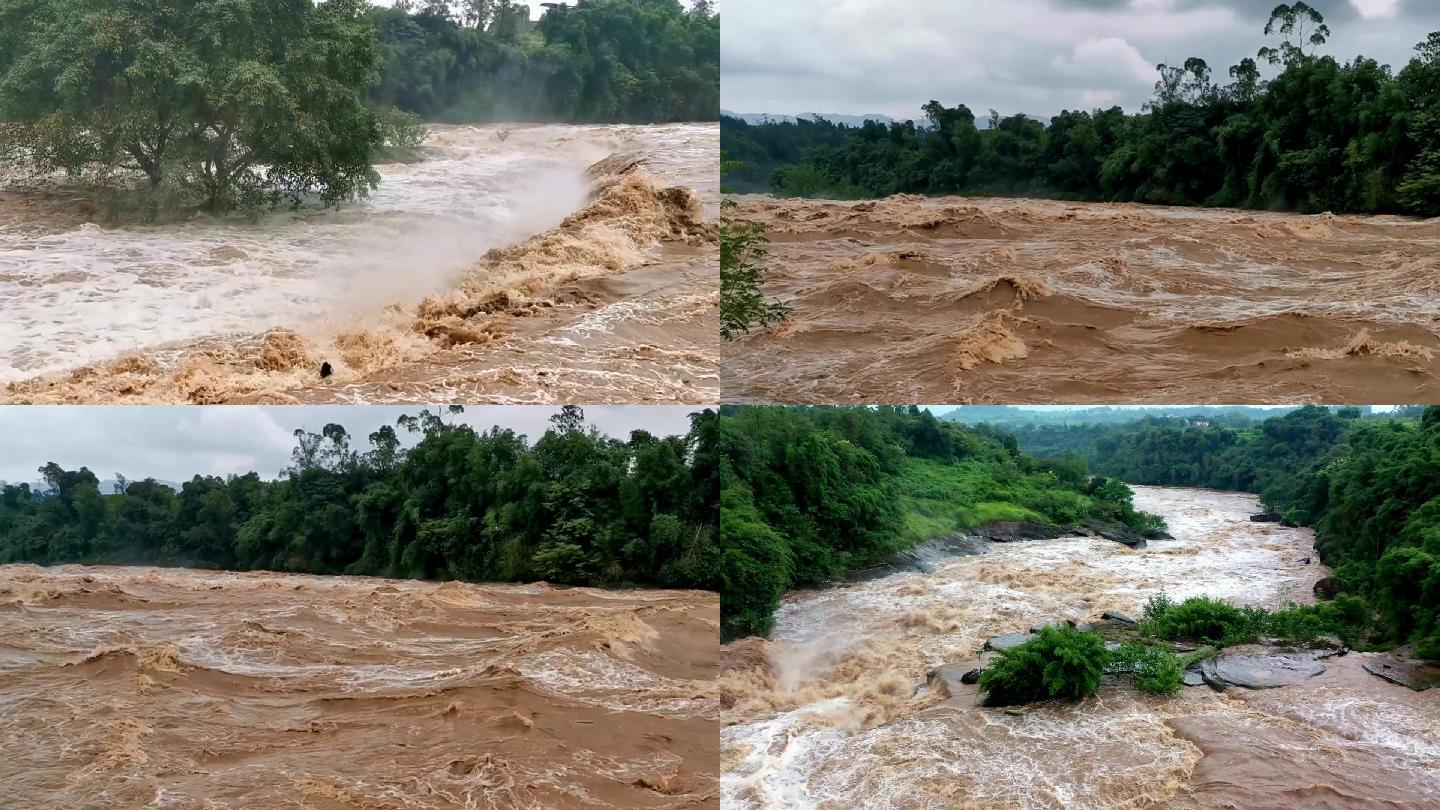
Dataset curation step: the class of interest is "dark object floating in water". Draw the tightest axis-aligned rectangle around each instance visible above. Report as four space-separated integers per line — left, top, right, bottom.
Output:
320 362 333 379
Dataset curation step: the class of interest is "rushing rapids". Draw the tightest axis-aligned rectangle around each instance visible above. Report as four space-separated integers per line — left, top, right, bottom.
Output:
0 565 720 809
1 123 718 404
719 487 1440 808
722 195 1440 404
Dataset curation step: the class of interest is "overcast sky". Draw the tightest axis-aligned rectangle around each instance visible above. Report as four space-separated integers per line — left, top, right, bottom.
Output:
0 406 703 484
722 0 1437 119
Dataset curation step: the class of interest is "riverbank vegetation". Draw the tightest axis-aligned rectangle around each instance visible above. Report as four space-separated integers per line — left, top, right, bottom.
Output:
369 0 719 124
719 405 1166 637
1002 405 1440 660
721 3 1440 216
0 407 719 592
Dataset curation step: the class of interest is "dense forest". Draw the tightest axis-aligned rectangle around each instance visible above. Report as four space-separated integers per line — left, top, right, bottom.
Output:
941 405 1304 429
369 0 719 123
719 405 1165 637
0 407 719 592
721 3 1440 216
1009 405 1440 658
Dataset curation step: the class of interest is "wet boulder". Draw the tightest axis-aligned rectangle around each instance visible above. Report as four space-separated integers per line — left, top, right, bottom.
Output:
1198 646 1328 691
850 533 986 582
925 664 984 698
1101 611 1138 625
1363 647 1440 691
1313 577 1345 600
1249 513 1282 523
1182 668 1206 687
1084 521 1148 548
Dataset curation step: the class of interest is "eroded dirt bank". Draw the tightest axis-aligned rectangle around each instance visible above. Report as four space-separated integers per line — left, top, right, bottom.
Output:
2 124 718 405
723 195 1440 403
719 487 1440 809
0 564 720 809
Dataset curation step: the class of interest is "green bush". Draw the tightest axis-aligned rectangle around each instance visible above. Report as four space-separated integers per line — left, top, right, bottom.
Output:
1265 595 1370 645
1141 594 1267 646
979 625 1110 706
1110 642 1183 695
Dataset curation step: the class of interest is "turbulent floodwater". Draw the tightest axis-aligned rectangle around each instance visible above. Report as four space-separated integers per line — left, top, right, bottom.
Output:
0 565 719 809
1 123 718 404
723 195 1440 403
719 487 1440 809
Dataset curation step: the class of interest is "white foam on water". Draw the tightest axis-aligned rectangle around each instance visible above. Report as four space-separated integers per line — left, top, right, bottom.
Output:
0 124 712 382
721 486 1406 809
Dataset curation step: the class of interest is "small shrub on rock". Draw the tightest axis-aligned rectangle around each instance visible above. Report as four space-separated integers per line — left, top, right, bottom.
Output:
1141 594 1266 646
979 625 1109 706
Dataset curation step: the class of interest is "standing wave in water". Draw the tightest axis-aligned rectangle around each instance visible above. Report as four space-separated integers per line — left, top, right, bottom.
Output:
0 564 719 809
721 195 1440 404
719 487 1440 809
1 124 718 405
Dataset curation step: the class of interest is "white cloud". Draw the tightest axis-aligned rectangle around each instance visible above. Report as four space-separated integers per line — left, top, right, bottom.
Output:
722 0 1422 118
1052 37 1157 86
1350 0 1399 20
1081 88 1121 107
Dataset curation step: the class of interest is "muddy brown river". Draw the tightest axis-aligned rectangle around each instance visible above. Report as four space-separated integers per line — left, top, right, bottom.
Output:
1 124 718 405
0 565 720 809
718 487 1440 808
722 195 1440 404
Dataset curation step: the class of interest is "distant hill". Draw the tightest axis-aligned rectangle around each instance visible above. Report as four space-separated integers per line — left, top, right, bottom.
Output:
938 405 1315 428
722 110 896 127
723 109 1052 130
7 478 184 494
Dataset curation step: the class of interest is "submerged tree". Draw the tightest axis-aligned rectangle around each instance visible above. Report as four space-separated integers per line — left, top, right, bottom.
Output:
0 0 385 215
719 201 789 339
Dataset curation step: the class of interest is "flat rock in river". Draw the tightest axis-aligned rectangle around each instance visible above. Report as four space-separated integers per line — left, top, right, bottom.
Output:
1199 645 1327 690
1363 648 1440 691
984 632 1036 652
